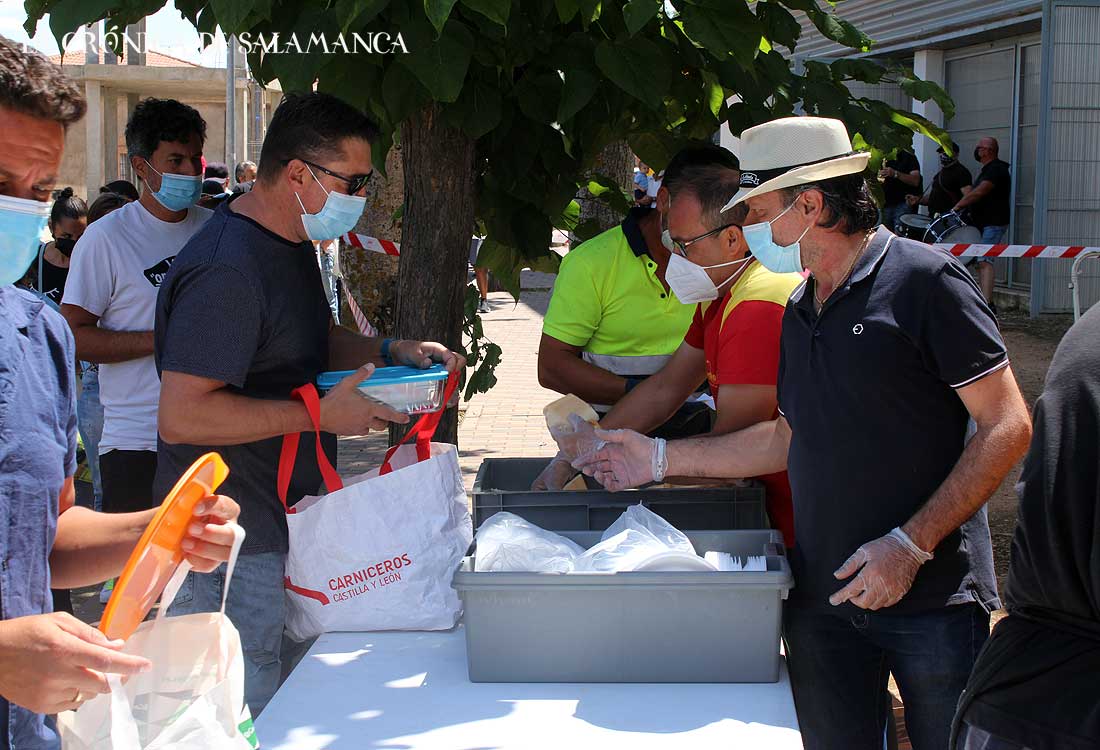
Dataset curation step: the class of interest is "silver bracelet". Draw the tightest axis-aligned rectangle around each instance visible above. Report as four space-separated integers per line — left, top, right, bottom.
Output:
651 438 668 483
890 527 933 563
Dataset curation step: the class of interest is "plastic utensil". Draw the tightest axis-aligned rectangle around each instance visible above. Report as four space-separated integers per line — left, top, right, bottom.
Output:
99 452 229 640
629 551 718 572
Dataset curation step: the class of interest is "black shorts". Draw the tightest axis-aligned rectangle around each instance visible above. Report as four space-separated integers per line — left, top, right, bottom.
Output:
99 449 158 514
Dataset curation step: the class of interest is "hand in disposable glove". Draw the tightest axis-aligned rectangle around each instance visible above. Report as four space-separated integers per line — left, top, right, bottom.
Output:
550 413 605 463
572 428 657 492
829 528 933 610
531 453 579 491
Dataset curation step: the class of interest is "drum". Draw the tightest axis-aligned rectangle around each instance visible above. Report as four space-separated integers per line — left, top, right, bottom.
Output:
896 213 931 240
926 210 981 244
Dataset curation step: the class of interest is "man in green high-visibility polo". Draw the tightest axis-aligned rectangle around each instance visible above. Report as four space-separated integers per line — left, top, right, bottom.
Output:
537 146 740 476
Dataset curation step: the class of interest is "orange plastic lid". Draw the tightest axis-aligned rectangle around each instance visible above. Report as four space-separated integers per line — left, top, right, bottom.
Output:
99 452 229 640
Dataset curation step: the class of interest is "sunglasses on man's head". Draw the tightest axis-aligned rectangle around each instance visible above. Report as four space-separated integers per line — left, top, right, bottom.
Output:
285 157 373 195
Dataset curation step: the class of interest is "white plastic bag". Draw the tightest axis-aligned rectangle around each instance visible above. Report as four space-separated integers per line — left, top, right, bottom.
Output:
280 379 472 640
601 504 696 554
572 528 673 572
58 525 257 750
475 512 585 572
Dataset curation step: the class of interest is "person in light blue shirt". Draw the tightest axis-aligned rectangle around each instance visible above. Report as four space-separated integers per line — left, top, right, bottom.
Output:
0 36 242 750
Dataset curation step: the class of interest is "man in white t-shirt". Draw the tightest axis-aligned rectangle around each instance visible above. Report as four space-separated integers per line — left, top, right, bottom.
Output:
62 98 211 513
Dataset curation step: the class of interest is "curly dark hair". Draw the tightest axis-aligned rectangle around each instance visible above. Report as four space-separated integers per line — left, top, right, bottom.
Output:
781 172 878 235
0 35 86 127
49 186 87 226
258 92 379 184
125 97 207 160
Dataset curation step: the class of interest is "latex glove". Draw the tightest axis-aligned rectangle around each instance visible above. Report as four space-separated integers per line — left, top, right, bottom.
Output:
550 413 605 463
572 428 657 492
531 453 579 491
829 528 933 610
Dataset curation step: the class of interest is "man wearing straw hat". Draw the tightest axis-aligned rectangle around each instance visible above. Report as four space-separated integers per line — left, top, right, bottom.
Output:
575 116 1033 749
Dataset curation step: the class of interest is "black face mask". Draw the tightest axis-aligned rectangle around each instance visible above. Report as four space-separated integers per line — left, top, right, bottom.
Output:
54 237 77 256
974 148 983 162
939 154 953 166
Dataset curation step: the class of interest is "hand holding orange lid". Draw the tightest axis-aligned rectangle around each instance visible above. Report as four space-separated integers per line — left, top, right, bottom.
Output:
100 453 236 641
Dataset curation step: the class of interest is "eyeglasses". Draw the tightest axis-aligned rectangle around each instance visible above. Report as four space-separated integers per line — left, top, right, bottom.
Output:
671 223 738 257
285 158 373 195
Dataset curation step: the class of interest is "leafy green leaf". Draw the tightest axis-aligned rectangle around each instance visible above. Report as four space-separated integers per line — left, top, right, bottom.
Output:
679 3 761 67
831 58 885 85
424 0 460 35
516 70 562 123
558 68 599 122
46 0 117 53
886 110 952 152
554 0 580 22
556 199 581 230
702 70 723 118
335 0 392 32
628 131 675 171
594 39 669 109
473 238 522 299
805 5 872 52
443 77 502 138
382 60 431 123
399 19 473 102
460 0 510 26
896 73 956 120
623 0 659 36
756 1 801 51
210 0 257 35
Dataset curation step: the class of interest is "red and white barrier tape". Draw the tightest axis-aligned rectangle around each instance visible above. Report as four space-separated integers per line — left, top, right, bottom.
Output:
343 286 379 337
934 243 1100 258
344 232 399 256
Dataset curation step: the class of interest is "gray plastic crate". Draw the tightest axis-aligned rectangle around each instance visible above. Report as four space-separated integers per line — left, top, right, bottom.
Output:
453 529 792 684
472 457 767 531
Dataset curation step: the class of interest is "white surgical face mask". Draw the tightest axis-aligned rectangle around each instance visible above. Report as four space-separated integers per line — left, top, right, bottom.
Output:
665 252 752 304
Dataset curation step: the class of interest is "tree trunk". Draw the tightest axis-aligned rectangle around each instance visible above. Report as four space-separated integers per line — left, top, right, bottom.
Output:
339 142 404 334
574 140 635 236
392 103 477 445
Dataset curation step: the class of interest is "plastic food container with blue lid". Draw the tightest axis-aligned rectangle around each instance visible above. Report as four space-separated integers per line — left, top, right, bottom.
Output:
316 364 449 414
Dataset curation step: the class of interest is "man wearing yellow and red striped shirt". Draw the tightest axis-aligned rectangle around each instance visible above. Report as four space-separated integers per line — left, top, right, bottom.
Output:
558 149 802 545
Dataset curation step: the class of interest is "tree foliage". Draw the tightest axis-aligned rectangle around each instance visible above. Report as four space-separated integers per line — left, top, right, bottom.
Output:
28 0 954 296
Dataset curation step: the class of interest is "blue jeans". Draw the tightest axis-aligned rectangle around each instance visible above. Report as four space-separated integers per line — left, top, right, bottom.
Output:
783 603 990 750
168 551 286 717
882 203 915 234
976 226 1008 265
77 367 103 511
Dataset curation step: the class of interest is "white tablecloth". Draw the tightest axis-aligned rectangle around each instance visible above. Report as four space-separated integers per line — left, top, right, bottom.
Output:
256 627 803 750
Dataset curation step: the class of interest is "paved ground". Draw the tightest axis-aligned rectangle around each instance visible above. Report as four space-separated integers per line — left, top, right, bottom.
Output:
334 270 561 489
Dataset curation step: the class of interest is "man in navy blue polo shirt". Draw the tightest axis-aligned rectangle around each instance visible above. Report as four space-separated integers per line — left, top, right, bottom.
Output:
576 117 1033 750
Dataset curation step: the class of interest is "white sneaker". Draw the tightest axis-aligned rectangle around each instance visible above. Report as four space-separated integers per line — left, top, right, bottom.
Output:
99 578 115 604
477 299 491 314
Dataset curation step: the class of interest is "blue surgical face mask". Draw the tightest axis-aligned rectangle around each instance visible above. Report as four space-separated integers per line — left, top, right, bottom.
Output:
0 194 51 285
295 165 367 241
144 160 202 211
741 200 811 274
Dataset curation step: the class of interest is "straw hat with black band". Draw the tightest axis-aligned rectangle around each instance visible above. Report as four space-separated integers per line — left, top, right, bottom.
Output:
721 116 870 212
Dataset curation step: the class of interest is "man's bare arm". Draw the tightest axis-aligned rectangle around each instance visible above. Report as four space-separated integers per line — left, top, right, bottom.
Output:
902 366 1032 553
538 333 629 405
61 303 152 364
